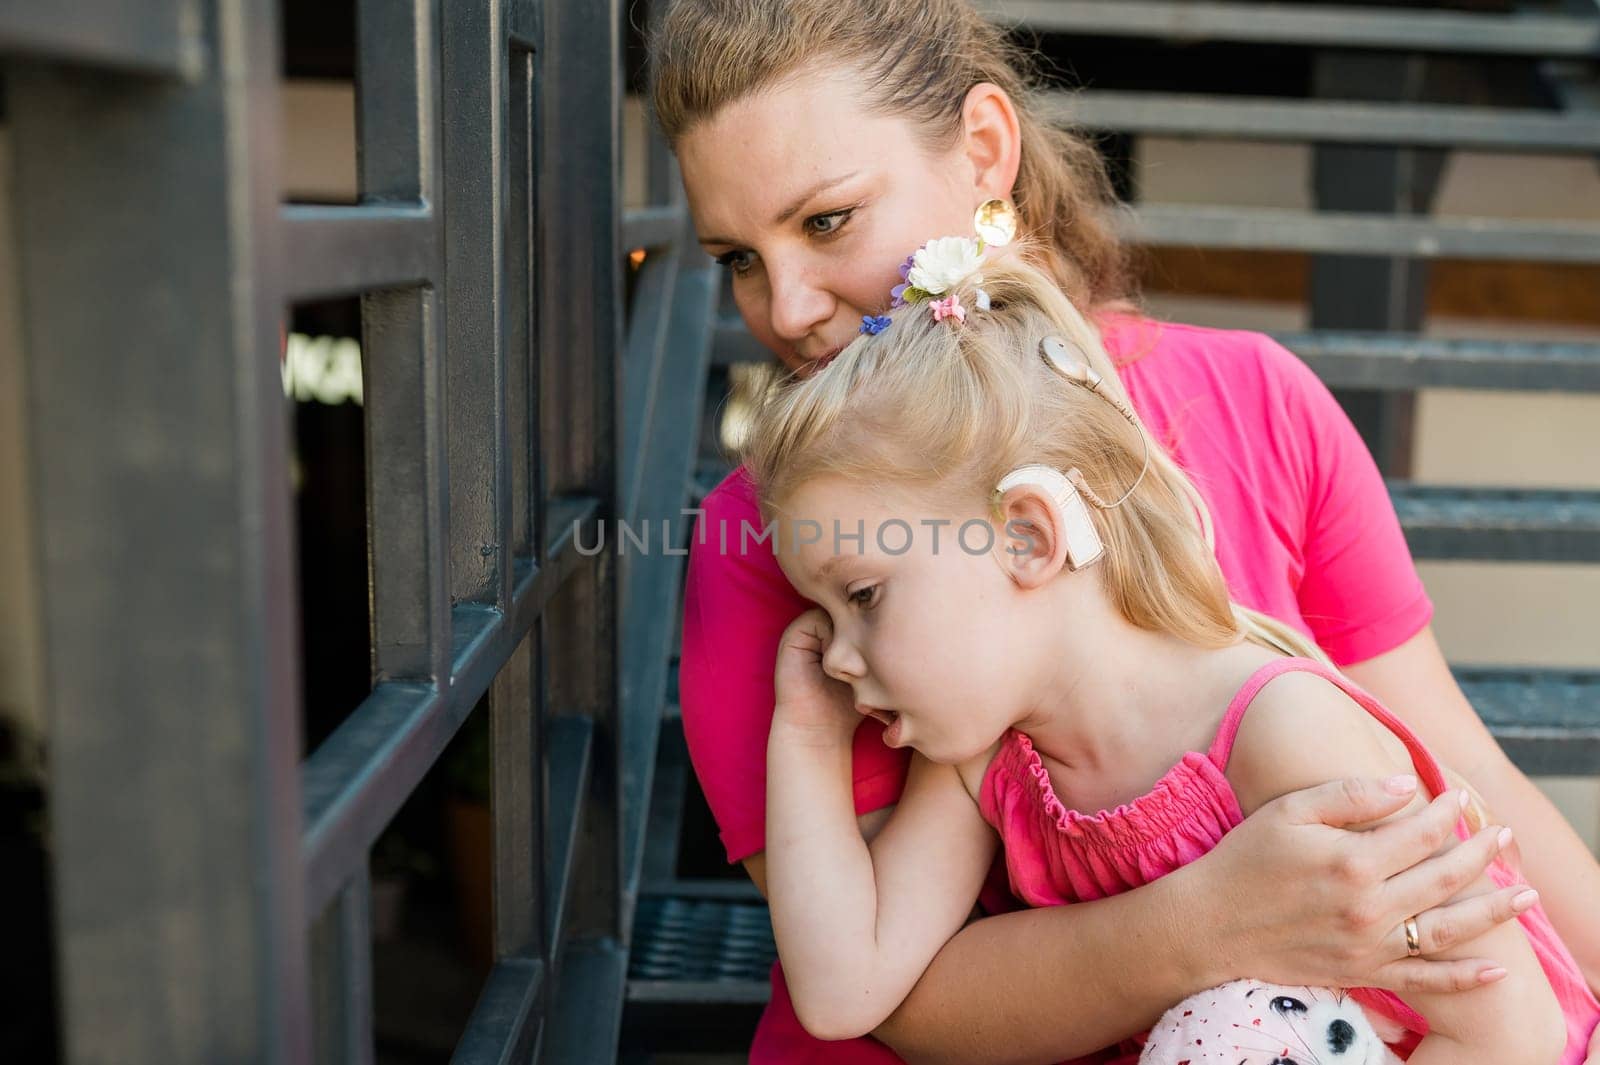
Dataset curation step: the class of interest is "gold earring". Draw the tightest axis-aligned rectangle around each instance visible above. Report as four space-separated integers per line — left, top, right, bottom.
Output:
974 198 1017 248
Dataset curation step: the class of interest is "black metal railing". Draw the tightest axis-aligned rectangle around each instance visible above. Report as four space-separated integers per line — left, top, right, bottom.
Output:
9 0 637 1061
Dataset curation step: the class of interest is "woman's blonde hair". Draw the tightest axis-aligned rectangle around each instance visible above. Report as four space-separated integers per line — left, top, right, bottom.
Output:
743 255 1329 665
648 0 1134 310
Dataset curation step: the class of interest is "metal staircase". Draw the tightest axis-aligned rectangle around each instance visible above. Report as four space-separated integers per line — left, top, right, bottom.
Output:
621 0 1600 1053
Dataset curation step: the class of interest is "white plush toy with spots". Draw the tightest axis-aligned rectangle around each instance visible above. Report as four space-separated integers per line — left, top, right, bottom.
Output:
1139 980 1407 1065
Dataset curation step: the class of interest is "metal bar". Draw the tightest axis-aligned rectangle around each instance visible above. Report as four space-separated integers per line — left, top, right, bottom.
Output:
621 251 683 526
281 204 437 301
362 288 450 682
1276 333 1600 393
1044 90 1600 152
0 1 198 76
302 682 452 915
356 0 437 202
975 0 1600 56
508 46 535 563
545 716 596 949
541 939 629 1065
539 0 623 957
1391 483 1600 562
356 0 449 685
640 719 689 887
310 875 375 1065
442 0 510 606
303 504 596 915
619 259 719 928
622 206 687 252
450 958 545 1065
490 632 540 961
713 315 769 366
1123 205 1600 262
12 0 309 1056
625 981 772 1005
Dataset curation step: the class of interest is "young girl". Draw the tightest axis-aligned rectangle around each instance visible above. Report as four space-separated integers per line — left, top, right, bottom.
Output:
746 239 1600 1063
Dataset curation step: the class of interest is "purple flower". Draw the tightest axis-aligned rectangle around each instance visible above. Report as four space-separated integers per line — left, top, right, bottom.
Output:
889 283 908 308
898 253 916 281
860 314 893 336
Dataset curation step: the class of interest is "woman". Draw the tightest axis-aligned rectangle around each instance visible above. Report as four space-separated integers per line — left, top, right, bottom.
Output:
652 1 1600 1061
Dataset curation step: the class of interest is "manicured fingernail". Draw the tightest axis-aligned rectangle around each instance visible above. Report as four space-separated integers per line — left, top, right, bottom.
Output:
1479 967 1509 983
1497 827 1514 850
1512 889 1539 912
1457 789 1471 810
1385 774 1418 794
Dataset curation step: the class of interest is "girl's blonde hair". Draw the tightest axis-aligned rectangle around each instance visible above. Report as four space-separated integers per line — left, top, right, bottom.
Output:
743 255 1330 665
648 0 1134 310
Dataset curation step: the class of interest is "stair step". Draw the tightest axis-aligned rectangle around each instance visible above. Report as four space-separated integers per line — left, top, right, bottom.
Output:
975 0 1600 57
1048 91 1600 153
1391 484 1600 562
1125 205 1600 262
1458 668 1600 777
1277 333 1600 393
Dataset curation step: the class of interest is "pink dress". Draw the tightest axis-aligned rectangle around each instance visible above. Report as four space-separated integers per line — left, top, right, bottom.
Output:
682 316 1441 1061
978 656 1600 1064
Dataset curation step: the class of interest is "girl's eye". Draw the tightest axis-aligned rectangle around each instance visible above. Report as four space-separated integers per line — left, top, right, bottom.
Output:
848 585 878 609
714 249 755 275
804 208 853 238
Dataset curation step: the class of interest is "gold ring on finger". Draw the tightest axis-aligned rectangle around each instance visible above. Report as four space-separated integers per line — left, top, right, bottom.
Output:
1404 915 1422 957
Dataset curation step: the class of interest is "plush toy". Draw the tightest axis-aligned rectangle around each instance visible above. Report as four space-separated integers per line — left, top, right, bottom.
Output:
1139 980 1407 1064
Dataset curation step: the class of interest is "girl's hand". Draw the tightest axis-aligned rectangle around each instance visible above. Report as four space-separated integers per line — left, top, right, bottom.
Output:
773 608 859 740
1196 776 1531 995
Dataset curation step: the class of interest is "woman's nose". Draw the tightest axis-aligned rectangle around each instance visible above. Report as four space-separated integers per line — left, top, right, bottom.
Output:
765 258 833 344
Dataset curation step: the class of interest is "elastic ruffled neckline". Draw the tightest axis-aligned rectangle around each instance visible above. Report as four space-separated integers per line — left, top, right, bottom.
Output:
986 729 1243 850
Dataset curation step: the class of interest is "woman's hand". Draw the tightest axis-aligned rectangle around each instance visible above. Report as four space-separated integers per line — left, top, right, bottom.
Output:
1195 775 1533 995
772 608 859 740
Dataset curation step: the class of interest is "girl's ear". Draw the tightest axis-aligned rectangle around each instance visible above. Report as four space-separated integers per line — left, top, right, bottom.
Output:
992 483 1070 588
961 82 1022 205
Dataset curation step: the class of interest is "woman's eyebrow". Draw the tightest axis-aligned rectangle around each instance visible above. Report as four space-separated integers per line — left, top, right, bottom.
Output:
696 170 862 248
773 171 860 225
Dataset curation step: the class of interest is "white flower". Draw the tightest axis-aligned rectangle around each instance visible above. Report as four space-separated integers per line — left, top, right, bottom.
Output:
906 236 982 296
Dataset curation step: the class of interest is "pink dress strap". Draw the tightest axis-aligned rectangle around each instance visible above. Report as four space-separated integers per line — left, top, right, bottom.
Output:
1205 657 1455 828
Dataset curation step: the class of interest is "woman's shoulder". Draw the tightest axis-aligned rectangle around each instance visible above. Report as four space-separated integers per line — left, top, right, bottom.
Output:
1101 311 1312 387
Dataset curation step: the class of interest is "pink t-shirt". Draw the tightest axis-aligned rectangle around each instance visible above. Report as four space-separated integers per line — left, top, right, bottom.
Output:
678 315 1436 1062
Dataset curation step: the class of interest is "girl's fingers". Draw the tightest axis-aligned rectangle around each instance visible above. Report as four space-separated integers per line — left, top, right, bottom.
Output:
1384 882 1537 959
1380 822 1508 922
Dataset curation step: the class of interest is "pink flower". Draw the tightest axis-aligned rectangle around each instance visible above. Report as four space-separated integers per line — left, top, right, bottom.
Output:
930 294 965 325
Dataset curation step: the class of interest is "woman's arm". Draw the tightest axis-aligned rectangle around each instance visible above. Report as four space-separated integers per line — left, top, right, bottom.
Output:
865 776 1523 1065
1227 673 1567 1065
768 728 998 1041
1346 624 1600 996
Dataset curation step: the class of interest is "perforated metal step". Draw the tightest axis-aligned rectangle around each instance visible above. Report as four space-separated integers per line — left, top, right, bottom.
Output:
974 0 1600 57
1046 92 1600 153
1391 484 1600 563
627 896 776 1000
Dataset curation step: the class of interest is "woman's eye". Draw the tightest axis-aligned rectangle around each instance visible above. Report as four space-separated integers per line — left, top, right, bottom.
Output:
1269 996 1308 1016
714 249 754 275
848 585 878 609
804 209 853 238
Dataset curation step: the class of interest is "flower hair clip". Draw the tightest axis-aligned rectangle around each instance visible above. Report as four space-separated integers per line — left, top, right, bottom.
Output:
884 199 1017 327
